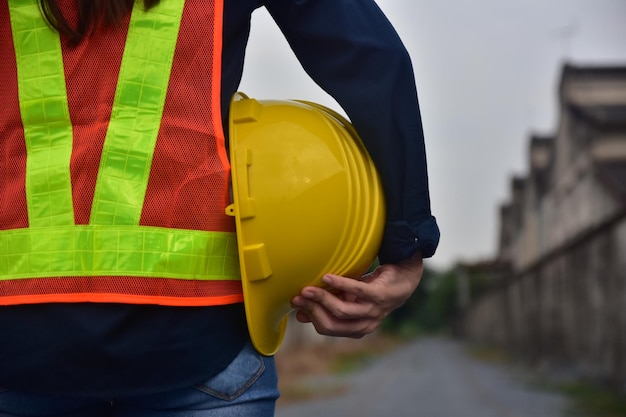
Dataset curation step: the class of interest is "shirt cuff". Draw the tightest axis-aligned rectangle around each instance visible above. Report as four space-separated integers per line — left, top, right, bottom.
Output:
378 217 440 264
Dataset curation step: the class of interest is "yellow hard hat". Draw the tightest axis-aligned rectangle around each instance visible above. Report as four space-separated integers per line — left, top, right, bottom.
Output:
225 93 385 355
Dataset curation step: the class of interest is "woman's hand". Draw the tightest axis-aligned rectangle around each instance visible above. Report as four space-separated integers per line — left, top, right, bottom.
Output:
291 251 424 338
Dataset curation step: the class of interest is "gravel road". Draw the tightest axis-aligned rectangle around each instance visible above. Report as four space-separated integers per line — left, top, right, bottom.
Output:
275 337 569 417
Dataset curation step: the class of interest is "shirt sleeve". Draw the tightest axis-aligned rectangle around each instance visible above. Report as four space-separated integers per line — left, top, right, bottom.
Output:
263 0 440 263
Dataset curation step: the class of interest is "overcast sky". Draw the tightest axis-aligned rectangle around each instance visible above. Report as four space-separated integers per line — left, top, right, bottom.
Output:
238 0 626 270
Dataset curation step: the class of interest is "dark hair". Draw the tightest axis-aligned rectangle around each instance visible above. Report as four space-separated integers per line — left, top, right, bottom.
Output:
39 0 160 44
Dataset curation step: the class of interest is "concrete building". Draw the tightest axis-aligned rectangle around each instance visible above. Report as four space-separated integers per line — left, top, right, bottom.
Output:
461 63 626 389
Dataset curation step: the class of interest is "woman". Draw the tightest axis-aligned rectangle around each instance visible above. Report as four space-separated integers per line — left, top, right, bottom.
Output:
0 0 439 415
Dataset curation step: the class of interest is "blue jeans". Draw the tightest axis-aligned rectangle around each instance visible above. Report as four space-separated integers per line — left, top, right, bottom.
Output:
0 342 279 417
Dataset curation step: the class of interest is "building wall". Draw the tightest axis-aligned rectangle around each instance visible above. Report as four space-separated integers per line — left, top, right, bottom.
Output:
461 212 626 387
461 64 626 390
542 165 619 253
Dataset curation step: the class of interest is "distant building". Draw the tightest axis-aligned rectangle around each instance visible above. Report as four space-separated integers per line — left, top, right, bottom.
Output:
462 63 626 389
498 64 626 270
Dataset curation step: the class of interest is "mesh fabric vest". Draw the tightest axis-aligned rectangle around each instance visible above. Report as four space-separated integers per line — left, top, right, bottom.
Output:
0 0 243 306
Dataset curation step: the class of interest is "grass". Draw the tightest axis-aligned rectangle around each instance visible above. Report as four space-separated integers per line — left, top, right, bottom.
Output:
465 343 626 417
466 343 511 365
277 380 349 405
275 333 402 405
331 348 386 374
561 381 626 417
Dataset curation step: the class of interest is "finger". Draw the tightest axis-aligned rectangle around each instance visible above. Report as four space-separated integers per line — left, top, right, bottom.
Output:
321 274 378 302
294 310 312 323
292 291 384 337
296 286 378 321
296 301 376 338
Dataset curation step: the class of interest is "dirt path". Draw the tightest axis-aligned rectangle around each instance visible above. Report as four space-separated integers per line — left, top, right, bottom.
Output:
275 337 569 417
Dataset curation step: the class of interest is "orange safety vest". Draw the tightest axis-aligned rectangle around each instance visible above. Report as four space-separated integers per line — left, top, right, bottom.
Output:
0 0 243 306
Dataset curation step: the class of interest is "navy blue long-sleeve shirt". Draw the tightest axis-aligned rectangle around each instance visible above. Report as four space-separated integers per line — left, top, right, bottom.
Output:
0 0 439 396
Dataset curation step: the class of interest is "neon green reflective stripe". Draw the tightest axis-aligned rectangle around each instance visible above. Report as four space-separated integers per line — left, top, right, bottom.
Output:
6 0 240 285
8 0 75 227
90 0 185 225
0 227 239 280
